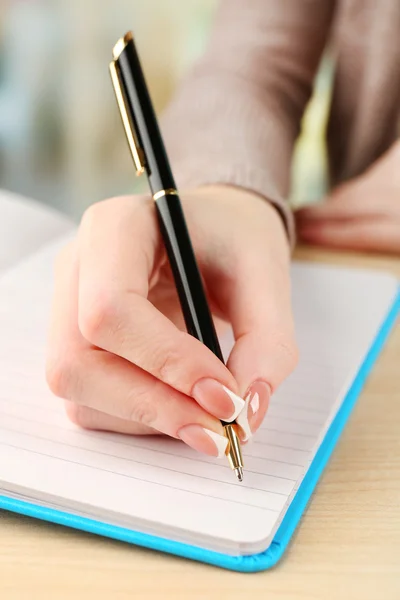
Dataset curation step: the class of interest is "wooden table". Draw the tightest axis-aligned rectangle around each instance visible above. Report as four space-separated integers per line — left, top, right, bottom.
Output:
1 247 399 600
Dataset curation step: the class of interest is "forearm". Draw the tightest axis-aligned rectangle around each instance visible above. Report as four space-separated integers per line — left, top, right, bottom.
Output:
162 0 335 246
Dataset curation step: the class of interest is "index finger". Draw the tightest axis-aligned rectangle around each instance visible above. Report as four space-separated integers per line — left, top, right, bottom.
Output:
77 196 246 422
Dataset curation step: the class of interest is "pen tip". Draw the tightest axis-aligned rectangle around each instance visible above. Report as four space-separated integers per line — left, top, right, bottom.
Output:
235 467 244 482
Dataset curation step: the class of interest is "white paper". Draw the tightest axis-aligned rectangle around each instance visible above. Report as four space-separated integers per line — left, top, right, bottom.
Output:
0 238 397 555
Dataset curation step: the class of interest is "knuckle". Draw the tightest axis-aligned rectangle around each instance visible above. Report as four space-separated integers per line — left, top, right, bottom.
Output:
80 196 148 233
126 387 157 427
268 329 299 372
46 348 82 399
128 400 157 427
152 336 187 385
78 290 119 344
46 354 73 398
80 201 105 231
277 336 299 371
64 401 81 425
64 402 91 429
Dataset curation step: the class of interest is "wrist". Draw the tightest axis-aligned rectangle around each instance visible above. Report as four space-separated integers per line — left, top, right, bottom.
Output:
193 184 291 253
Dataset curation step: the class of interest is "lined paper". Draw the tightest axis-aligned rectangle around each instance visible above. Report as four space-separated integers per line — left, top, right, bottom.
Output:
0 237 397 555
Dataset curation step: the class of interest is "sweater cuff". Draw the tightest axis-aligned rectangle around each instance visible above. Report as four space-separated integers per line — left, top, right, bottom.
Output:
171 159 296 251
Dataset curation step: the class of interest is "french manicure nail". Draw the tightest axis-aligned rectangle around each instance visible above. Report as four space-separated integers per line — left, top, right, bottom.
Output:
192 378 245 422
177 424 228 458
236 380 271 441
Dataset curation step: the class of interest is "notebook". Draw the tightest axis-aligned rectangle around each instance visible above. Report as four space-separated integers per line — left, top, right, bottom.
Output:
0 191 399 572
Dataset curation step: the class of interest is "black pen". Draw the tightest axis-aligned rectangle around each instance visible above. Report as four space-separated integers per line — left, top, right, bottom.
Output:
109 31 244 481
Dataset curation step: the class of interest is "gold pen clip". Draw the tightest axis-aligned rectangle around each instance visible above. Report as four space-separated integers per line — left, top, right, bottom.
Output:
109 58 145 176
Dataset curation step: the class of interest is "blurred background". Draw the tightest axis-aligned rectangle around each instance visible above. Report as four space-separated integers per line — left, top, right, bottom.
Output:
0 0 331 220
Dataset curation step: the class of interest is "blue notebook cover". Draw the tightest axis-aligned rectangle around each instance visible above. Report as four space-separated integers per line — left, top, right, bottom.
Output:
1 291 399 573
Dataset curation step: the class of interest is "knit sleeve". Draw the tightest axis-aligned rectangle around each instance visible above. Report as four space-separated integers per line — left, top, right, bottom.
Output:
161 0 335 246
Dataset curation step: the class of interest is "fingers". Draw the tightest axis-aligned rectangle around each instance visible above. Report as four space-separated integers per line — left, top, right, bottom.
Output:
76 198 244 422
295 183 363 223
54 351 229 458
47 218 230 458
295 179 400 224
297 216 400 253
52 345 227 449
64 401 158 435
66 401 235 462
47 193 298 454
217 206 298 441
295 177 400 253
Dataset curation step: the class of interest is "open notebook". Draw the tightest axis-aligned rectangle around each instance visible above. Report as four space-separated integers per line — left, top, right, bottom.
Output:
0 191 399 572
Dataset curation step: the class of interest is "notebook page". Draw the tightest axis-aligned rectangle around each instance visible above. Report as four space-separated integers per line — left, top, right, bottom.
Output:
0 238 397 555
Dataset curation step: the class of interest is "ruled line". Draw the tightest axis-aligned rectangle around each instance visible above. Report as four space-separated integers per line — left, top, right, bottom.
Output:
0 424 293 496
270 400 330 415
0 442 280 513
0 409 310 469
261 426 316 439
252 440 310 454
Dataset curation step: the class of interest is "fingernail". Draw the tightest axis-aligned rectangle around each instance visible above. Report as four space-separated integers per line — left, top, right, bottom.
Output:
192 378 245 422
177 424 228 458
236 381 271 441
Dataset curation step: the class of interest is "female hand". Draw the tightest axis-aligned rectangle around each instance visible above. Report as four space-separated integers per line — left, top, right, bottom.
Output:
46 185 298 458
296 142 400 254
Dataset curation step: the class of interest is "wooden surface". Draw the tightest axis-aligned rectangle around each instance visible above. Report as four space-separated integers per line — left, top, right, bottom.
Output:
1 246 399 600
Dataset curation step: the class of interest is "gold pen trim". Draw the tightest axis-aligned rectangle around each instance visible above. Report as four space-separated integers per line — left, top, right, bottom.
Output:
109 60 145 176
112 31 133 61
224 424 244 481
153 188 178 201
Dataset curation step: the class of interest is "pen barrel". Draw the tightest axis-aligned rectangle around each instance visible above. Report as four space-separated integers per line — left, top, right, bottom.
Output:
155 194 224 362
117 40 176 193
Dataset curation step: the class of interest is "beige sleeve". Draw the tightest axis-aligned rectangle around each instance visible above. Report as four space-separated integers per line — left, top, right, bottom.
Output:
161 0 335 246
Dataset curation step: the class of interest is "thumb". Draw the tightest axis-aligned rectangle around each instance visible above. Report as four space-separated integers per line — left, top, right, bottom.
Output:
222 245 298 441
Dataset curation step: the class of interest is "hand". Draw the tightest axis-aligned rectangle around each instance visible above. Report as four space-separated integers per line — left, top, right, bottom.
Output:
295 142 400 254
46 186 298 458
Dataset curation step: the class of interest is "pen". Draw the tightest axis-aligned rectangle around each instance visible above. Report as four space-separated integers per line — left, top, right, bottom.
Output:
109 31 244 482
